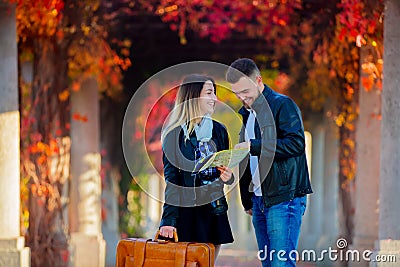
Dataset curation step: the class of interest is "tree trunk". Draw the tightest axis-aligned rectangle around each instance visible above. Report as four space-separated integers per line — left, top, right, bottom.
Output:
337 47 360 244
23 36 70 267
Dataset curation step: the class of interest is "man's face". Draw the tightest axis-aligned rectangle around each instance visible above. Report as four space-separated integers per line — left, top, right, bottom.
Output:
230 75 263 108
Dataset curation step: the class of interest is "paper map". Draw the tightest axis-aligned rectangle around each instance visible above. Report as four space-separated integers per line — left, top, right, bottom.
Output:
194 148 250 172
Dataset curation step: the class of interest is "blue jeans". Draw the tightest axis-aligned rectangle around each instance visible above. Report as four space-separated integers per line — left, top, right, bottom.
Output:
252 195 307 267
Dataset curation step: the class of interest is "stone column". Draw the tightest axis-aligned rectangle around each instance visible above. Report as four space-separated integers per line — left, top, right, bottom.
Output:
102 168 121 267
314 113 341 251
0 2 31 267
309 123 324 247
321 113 340 260
372 0 400 266
351 46 381 267
70 78 105 267
299 116 324 252
226 178 257 251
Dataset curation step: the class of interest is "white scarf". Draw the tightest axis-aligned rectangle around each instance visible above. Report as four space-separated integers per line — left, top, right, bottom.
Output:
181 115 213 142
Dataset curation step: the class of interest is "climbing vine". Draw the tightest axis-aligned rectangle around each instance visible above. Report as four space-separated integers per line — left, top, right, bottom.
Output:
10 0 130 265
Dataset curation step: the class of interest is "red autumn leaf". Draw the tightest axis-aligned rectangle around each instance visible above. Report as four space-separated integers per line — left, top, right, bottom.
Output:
72 112 81 121
361 76 373 92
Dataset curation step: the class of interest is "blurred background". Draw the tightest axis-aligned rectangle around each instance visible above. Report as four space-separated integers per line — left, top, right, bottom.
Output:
1 0 398 267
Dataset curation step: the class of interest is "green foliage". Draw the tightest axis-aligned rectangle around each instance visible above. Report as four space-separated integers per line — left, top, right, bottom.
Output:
118 167 146 238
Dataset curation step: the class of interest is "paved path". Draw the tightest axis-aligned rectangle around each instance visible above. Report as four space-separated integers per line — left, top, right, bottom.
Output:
216 249 316 267
109 248 317 267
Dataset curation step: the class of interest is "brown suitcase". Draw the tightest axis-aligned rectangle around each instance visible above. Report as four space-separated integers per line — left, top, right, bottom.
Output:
116 231 215 267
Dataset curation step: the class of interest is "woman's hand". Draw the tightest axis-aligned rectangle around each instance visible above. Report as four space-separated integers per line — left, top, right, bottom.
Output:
159 226 176 238
217 166 233 183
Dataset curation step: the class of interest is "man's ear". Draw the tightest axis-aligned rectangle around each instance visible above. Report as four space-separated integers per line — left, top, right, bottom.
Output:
256 75 263 90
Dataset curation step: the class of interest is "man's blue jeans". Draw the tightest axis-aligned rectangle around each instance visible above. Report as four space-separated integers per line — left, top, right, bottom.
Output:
252 195 307 267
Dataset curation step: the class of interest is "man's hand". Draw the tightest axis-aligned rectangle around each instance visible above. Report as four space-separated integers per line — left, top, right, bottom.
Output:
159 226 176 238
235 141 250 150
216 166 233 183
245 209 253 216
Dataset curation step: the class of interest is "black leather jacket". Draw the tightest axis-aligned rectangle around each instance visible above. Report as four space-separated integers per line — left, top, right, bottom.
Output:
160 120 232 227
238 85 313 210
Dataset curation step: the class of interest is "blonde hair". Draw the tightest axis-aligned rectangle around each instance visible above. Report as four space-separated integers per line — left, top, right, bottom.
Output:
161 74 216 142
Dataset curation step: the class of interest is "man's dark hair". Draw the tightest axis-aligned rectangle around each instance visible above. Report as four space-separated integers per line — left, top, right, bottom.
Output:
226 58 260 83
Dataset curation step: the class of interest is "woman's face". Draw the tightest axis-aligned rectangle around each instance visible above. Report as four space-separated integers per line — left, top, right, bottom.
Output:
198 80 217 116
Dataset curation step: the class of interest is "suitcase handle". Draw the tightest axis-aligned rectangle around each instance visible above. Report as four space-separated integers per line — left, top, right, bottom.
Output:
131 238 192 267
154 230 179 243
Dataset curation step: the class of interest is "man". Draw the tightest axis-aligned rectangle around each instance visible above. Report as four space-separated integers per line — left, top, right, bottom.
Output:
226 58 312 267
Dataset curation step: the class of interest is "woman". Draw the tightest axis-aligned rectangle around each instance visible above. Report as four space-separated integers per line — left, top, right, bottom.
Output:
159 74 234 258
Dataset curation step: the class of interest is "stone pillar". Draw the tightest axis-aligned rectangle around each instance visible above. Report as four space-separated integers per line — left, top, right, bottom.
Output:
146 173 162 229
226 178 257 251
70 78 105 267
351 46 381 267
372 0 400 266
102 168 121 267
321 113 340 262
0 2 31 266
141 173 162 237
299 116 324 251
303 113 339 255
309 124 324 246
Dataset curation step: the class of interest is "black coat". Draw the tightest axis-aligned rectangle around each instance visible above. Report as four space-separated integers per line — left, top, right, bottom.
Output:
238 85 313 210
159 120 234 244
